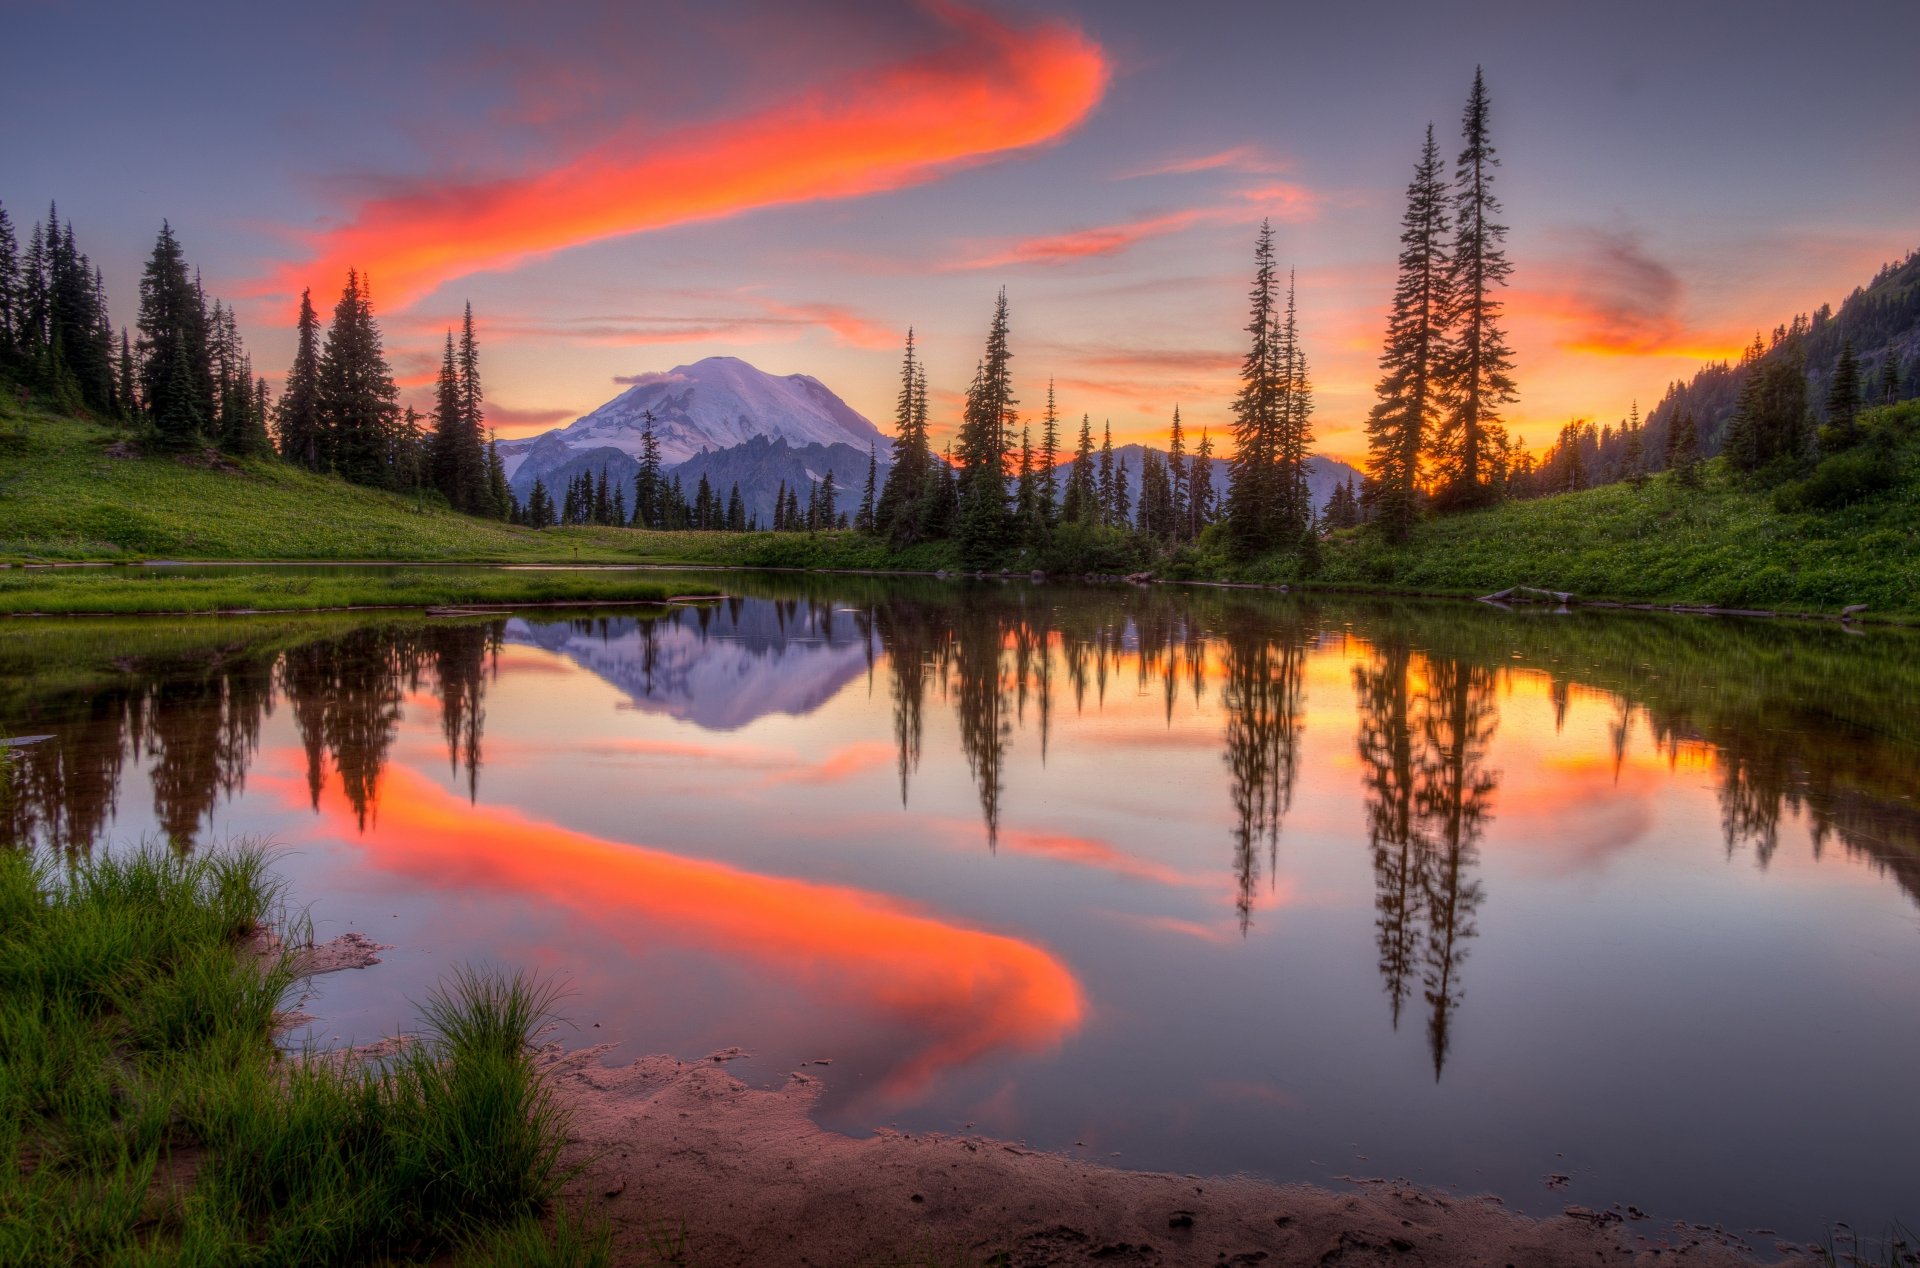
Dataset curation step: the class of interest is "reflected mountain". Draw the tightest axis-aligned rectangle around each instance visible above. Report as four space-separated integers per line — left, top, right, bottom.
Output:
505 603 875 732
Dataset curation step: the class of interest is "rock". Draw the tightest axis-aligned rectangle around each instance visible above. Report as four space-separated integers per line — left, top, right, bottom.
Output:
1842 603 1868 617
1168 1210 1195 1230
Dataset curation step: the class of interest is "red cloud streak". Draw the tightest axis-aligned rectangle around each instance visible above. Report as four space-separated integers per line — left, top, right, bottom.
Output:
269 4 1108 307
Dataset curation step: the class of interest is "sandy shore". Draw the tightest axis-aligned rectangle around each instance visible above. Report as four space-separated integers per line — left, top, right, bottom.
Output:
535 1044 1794 1267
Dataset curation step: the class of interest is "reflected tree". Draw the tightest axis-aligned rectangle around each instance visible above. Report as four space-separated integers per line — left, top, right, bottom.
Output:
1220 607 1308 933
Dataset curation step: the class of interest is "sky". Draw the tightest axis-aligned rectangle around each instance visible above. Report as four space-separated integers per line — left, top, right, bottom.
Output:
5 0 1918 463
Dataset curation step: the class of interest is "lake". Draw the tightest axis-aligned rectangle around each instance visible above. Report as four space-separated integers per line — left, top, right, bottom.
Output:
4 571 1915 1247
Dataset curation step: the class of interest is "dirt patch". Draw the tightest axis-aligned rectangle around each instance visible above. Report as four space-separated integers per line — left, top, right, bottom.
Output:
538 1047 1783 1267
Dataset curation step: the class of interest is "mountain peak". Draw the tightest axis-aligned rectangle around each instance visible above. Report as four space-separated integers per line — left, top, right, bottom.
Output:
498 357 882 479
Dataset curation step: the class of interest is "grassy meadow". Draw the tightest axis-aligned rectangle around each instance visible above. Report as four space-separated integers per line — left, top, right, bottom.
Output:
0 841 611 1266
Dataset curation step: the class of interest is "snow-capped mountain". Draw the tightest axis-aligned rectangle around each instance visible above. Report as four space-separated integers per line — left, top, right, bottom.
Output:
498 356 884 494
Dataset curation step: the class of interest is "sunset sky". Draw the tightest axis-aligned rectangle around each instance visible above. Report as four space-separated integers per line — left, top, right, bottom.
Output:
6 0 1917 462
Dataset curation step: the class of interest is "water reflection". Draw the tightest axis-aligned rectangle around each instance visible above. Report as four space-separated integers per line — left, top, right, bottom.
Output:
6 589 1920 1070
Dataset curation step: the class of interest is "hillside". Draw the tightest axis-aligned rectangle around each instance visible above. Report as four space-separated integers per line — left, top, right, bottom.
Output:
1236 401 1920 615
1626 248 1920 467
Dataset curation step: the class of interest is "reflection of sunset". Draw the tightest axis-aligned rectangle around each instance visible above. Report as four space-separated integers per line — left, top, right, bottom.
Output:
278 758 1084 1099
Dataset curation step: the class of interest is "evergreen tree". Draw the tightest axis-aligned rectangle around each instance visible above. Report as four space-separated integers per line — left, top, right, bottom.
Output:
1366 124 1452 540
1878 351 1901 406
1623 401 1647 488
1273 271 1315 538
693 473 715 529
1039 379 1061 530
528 478 554 529
276 289 324 469
818 468 838 530
593 468 611 524
726 483 745 531
136 222 208 449
1723 341 1810 475
875 329 935 543
1226 220 1283 555
1096 421 1117 525
954 290 1016 564
314 270 401 485
1062 413 1097 525
1014 421 1038 540
1436 69 1516 509
0 200 17 364
772 479 789 531
1111 453 1132 527
1823 337 1862 450
856 445 878 533
631 410 663 527
1166 404 1188 538
486 436 509 519
1188 429 1216 537
1666 409 1700 485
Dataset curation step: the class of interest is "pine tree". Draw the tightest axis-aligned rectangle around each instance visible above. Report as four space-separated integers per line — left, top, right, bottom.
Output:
1039 379 1061 530
1189 429 1216 537
1112 453 1132 527
1062 413 1097 525
1096 421 1116 526
818 468 838 530
875 328 935 543
528 478 554 529
315 270 401 485
486 436 509 519
772 479 789 531
1878 351 1901 406
458 303 492 512
1014 421 1037 541
1724 342 1810 475
1623 401 1647 488
1166 404 1188 539
1226 220 1283 555
0 200 17 365
1666 409 1700 485
1366 124 1452 540
726 483 745 531
276 290 323 468
1435 69 1517 509
1823 337 1862 451
693 473 715 529
955 290 1016 564
116 329 137 422
1274 271 1315 540
632 410 663 528
856 445 878 533
136 222 208 449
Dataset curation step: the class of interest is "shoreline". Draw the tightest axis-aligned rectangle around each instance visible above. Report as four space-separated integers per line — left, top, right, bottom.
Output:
533 1041 1792 1267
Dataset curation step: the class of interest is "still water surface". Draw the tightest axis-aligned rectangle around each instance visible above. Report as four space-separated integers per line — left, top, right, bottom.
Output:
4 573 1917 1243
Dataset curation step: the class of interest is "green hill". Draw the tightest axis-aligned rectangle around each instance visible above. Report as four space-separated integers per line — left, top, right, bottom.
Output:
1283 401 1920 615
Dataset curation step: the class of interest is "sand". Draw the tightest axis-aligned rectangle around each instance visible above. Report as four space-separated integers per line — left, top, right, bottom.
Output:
535 1044 1793 1267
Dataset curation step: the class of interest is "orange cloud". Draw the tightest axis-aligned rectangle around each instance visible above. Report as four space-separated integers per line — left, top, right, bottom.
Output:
268 3 1108 307
1517 226 1745 361
950 184 1317 272
283 762 1084 1098
488 404 580 437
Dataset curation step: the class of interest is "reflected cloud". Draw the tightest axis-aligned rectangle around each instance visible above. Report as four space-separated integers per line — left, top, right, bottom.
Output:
279 761 1085 1100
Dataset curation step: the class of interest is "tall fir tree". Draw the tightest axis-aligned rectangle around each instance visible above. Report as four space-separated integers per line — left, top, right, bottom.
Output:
136 222 209 448
954 290 1016 564
1166 404 1188 539
1062 413 1097 525
1435 69 1517 509
857 444 878 533
632 410 663 527
1665 408 1700 485
1366 124 1452 540
1823 337 1862 450
1226 219 1283 555
1014 421 1038 541
1273 271 1315 541
727 482 745 531
276 289 324 469
314 270 400 485
0 200 17 365
1096 421 1117 526
875 329 935 542
1039 379 1061 530
1878 351 1901 406
458 302 493 513
1188 428 1216 537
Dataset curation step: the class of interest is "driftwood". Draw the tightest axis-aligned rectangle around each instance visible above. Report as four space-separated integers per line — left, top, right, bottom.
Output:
1478 585 1574 606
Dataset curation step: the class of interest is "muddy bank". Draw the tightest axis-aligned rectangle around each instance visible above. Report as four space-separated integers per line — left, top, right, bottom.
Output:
537 1046 1793 1267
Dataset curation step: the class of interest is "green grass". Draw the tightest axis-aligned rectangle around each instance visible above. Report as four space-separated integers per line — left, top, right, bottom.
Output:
0 843 588 1265
1184 402 1920 616
0 567 712 615
0 396 949 572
